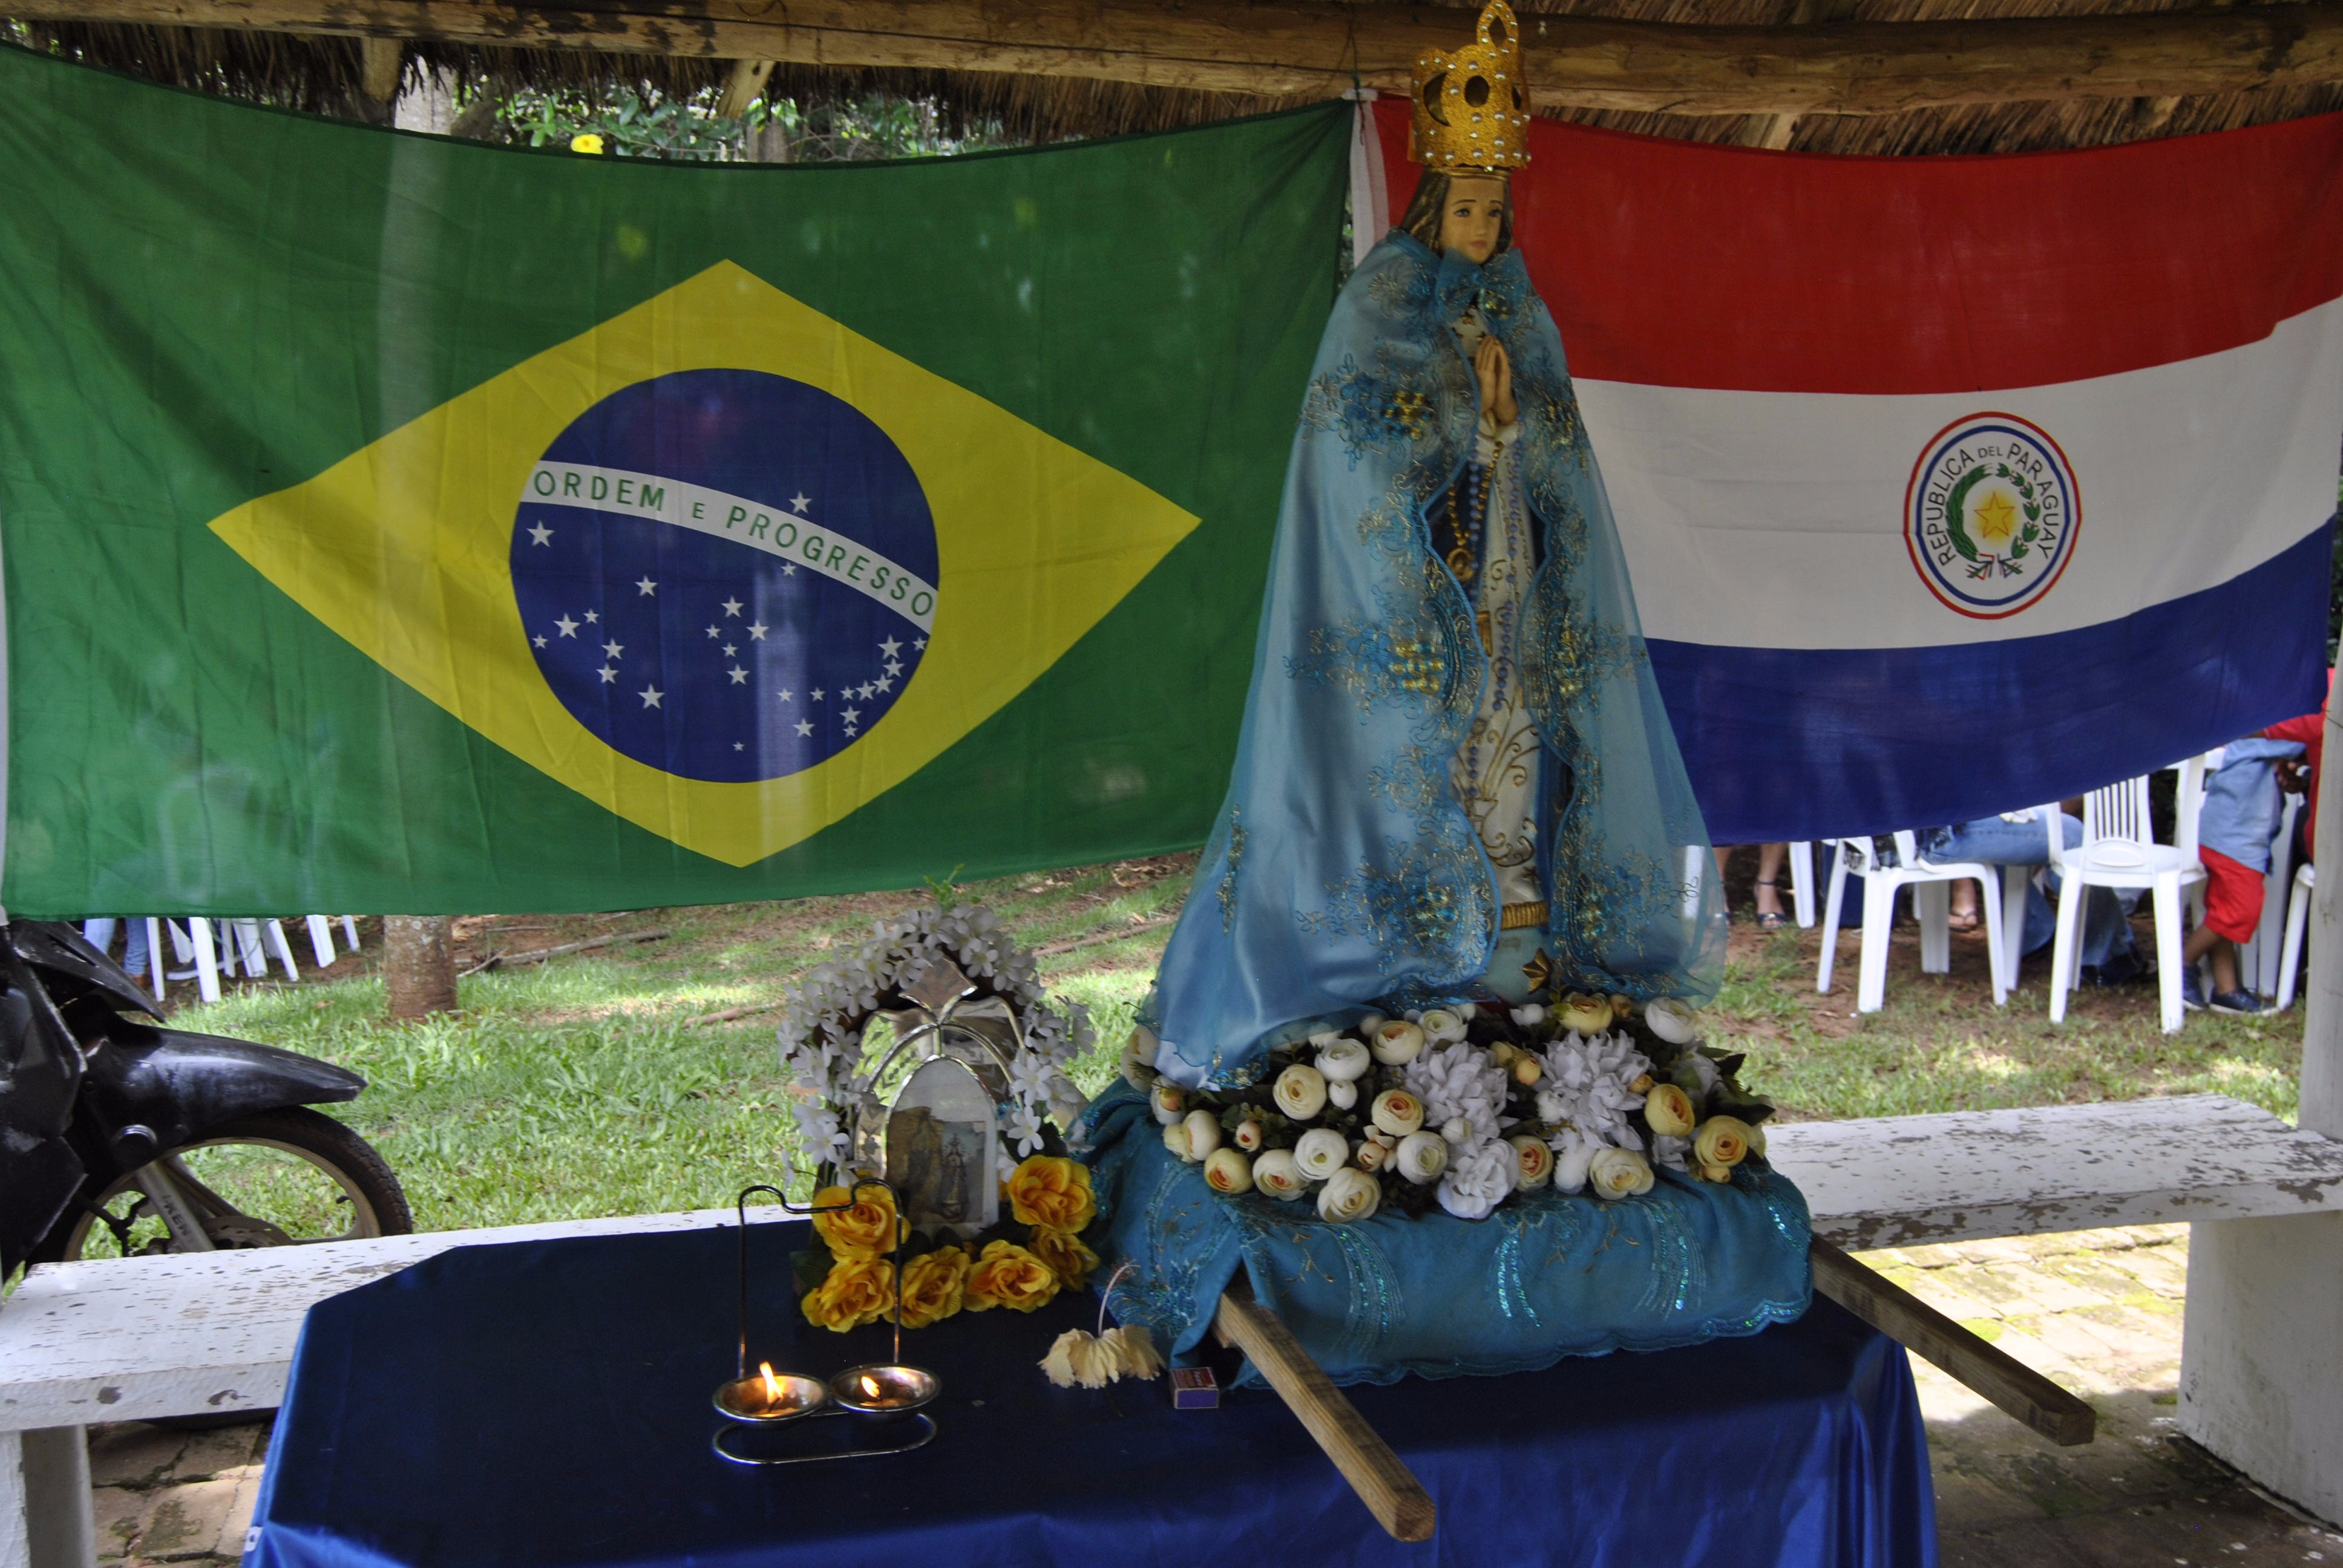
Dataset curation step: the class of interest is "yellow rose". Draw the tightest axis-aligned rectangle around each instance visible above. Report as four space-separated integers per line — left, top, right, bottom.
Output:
1006 1155 1097 1232
1025 1225 1101 1289
1645 1083 1697 1138
801 1255 895 1333
965 1240 1061 1313
811 1184 907 1258
897 1247 972 1329
1694 1116 1754 1171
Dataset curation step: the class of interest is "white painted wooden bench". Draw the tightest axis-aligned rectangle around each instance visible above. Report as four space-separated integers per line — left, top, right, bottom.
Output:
3 1093 2339 1568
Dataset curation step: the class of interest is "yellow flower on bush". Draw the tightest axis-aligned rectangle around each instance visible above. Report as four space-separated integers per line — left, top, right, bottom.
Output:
964 1240 1060 1313
1025 1225 1099 1290
801 1255 895 1333
897 1247 972 1329
811 1184 906 1258
569 132 605 155
1006 1155 1096 1233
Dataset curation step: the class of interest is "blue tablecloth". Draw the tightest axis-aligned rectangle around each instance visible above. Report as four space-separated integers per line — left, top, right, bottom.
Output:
248 1224 1936 1568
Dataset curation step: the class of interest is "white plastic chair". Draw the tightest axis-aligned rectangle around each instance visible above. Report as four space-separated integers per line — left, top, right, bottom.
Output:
1787 842 1817 929
2238 793 2301 1000
1817 832 2011 1012
2045 757 2209 1033
2278 862 2316 1012
306 915 360 968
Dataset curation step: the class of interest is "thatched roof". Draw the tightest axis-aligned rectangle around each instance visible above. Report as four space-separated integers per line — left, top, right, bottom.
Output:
13 0 2343 155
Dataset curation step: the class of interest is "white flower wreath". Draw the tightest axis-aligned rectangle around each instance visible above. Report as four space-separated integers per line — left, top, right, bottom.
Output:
776 905 1097 1183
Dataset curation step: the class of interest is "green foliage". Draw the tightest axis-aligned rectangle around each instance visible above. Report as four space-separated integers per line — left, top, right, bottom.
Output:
498 85 1014 163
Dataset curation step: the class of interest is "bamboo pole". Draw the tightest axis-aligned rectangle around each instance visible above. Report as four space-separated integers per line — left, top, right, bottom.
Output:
1809 1238 2095 1446
1211 1276 1437 1543
11 0 2343 118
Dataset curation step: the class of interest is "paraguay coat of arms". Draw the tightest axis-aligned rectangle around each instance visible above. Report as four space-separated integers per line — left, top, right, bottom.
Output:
1904 411 2079 618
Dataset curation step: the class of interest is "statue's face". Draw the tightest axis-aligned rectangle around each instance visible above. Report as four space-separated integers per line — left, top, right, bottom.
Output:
1438 176 1507 264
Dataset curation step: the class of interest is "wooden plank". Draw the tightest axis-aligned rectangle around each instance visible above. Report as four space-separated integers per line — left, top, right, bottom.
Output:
1810 1238 2096 1447
1768 1094 2343 1250
1211 1278 1436 1543
8 0 2343 117
0 1206 782 1430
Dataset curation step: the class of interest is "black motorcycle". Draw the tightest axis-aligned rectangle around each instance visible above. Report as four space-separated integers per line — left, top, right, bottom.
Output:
0 920 410 1276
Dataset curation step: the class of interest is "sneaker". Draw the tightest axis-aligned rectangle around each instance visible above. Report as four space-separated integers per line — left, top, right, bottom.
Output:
2086 951 2154 988
2210 988 2268 1016
2181 971 2206 1011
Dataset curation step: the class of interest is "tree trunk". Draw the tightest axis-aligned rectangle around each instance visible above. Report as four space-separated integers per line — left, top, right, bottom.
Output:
384 915 458 1019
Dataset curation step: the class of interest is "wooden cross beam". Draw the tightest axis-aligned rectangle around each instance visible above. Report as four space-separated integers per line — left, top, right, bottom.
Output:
8 0 2343 118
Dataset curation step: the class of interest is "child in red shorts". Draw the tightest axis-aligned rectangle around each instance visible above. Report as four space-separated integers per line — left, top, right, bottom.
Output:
2183 732 2312 1013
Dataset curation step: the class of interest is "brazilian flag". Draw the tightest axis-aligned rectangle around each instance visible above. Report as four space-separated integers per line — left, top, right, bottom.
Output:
0 47 1349 915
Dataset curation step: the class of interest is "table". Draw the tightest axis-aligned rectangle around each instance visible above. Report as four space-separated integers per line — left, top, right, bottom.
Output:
247 1223 1937 1567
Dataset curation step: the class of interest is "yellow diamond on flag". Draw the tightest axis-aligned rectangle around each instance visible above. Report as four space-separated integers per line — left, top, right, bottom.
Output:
206 261 1200 866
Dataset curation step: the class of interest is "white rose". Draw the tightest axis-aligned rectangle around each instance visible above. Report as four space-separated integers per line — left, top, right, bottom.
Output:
1395 1129 1449 1184
1316 1039 1372 1082
1355 1012 1388 1039
1509 1135 1553 1191
1371 1089 1426 1137
1645 998 1699 1045
1204 1146 1254 1195
1182 1109 1223 1161
1553 1141 1594 1194
1458 1002 1478 1021
1510 1003 1546 1027
1419 1008 1468 1044
1274 1063 1329 1121
1150 1082 1187 1126
1162 1120 1194 1161
1234 1119 1264 1152
1325 1079 1359 1111
1440 1115 1472 1146
1307 1030 1342 1047
1437 1137 1520 1220
1588 1147 1656 1200
1316 1168 1381 1224
1370 1020 1426 1066
1253 1148 1307 1200
1119 1031 1158 1089
1293 1127 1349 1181
1353 1138 1390 1173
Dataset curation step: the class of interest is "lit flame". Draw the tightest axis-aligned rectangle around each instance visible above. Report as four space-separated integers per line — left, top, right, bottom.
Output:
859 1374 883 1400
759 1362 784 1403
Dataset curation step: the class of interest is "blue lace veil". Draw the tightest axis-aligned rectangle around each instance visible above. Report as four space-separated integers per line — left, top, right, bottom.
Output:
1147 232 1724 1088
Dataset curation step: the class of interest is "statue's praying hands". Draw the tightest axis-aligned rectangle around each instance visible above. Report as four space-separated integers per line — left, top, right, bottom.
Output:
1473 333 1518 427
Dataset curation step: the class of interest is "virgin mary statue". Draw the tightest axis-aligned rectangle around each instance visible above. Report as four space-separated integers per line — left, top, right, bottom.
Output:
1142 1 1724 1088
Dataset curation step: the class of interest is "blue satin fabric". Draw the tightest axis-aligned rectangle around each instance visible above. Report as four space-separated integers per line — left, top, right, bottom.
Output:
1086 1086 1812 1385
247 1224 1933 1568
1147 232 1724 1088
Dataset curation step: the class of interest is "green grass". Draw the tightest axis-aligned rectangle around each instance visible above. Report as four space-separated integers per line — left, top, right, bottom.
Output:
1709 925 2302 1124
157 861 2304 1235
165 860 1184 1233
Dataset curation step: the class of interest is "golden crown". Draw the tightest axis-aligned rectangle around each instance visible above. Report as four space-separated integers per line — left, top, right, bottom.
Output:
1409 0 1531 171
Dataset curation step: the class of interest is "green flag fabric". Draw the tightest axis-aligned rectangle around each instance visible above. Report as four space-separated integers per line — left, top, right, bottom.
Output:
0 48 1348 917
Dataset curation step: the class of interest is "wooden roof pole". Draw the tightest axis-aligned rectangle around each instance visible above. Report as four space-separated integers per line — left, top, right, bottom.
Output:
11 0 2343 117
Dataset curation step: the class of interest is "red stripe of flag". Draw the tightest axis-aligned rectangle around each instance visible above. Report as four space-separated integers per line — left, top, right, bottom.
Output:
1374 98 2343 395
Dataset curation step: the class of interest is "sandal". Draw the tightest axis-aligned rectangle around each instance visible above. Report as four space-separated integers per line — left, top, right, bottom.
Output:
1947 907 1981 932
1754 879 1788 932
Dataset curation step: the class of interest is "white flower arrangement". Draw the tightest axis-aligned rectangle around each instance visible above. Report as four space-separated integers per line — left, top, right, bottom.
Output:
775 904 1098 1177
1121 989 1775 1224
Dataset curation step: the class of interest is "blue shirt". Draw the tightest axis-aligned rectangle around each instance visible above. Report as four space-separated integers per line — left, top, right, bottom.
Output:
2200 737 2305 872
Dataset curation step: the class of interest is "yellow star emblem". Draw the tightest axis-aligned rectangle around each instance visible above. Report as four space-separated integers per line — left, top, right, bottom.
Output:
1971 488 2019 545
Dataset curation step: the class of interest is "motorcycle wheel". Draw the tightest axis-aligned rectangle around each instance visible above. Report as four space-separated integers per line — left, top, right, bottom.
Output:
34 1105 413 1264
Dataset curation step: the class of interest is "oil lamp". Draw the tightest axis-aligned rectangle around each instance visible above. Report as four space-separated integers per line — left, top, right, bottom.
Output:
713 1184 829 1424
710 1179 939 1465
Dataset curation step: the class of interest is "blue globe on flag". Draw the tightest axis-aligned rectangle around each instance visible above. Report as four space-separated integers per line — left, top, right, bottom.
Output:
509 368 938 783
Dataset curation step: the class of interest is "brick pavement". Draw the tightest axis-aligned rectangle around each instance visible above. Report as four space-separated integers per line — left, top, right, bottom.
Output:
79 1226 2343 1567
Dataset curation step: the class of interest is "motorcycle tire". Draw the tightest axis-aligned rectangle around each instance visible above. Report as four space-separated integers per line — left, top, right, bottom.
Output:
34 1106 413 1429
30 1105 413 1267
